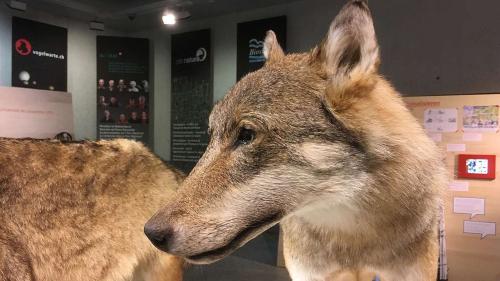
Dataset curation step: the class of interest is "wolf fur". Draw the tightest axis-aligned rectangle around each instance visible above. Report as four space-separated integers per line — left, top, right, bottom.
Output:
144 1 446 280
0 138 184 281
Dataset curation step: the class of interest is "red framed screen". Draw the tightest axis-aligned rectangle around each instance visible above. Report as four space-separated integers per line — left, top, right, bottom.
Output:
457 154 496 180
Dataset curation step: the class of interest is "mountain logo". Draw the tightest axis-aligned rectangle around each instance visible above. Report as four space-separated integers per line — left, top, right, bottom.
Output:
248 39 265 63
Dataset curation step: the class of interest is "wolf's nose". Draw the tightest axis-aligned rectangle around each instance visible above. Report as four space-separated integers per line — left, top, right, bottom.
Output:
144 222 172 252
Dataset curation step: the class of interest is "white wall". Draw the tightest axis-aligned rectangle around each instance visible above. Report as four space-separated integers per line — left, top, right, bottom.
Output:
0 5 123 141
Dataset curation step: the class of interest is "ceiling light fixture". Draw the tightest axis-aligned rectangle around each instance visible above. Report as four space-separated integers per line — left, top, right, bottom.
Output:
89 21 105 31
162 13 176 25
7 0 27 12
162 9 190 26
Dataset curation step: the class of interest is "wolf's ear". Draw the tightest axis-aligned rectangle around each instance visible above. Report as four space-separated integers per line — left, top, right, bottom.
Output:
314 0 379 80
263 30 284 63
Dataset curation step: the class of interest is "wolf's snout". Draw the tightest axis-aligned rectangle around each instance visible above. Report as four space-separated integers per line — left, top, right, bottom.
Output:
144 220 173 252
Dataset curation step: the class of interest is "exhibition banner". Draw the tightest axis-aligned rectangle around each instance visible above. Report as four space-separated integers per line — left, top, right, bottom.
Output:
236 16 286 80
96 36 150 145
171 29 212 173
0 86 73 139
12 17 68 91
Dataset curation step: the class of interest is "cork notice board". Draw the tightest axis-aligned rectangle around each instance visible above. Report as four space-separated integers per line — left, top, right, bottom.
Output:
404 94 500 281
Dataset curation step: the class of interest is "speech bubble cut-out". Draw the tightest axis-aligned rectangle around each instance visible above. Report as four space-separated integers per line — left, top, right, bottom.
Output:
463 220 496 239
453 197 485 218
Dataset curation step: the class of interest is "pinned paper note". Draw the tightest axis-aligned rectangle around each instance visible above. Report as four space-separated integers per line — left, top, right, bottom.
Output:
463 105 499 132
447 144 466 152
424 108 458 133
448 181 469 192
463 220 496 239
462 133 482 142
453 197 485 218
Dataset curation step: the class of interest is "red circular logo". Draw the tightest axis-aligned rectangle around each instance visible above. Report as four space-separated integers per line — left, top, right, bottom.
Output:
15 38 32 56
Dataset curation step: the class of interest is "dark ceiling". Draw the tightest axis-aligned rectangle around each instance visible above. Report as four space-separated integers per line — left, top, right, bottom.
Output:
21 0 300 32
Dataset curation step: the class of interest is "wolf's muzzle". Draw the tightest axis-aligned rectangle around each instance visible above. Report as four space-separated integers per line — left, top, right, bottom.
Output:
144 221 172 252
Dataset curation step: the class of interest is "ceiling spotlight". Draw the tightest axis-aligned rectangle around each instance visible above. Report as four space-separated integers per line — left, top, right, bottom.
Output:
162 13 176 25
89 21 104 31
7 0 27 12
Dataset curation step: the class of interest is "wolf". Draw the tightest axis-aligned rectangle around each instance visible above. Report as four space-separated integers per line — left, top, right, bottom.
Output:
0 138 184 281
144 1 446 280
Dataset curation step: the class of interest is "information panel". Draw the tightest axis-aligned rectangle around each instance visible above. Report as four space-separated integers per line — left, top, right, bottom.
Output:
96 36 150 145
12 17 67 91
171 29 212 173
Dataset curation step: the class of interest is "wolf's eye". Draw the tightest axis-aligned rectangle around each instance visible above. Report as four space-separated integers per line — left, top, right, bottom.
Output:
236 128 255 146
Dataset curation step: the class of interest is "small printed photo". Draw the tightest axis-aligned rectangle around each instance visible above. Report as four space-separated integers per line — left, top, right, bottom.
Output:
117 113 128 125
117 79 127 92
138 95 147 110
97 78 106 90
101 110 114 123
108 80 115 93
129 80 140 93
463 105 499 132
127 97 136 109
109 96 119 107
142 80 149 93
466 159 489 175
129 111 141 123
141 111 148 124
99 95 108 107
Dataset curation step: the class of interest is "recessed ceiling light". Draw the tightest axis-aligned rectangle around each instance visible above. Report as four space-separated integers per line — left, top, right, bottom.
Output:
162 13 176 25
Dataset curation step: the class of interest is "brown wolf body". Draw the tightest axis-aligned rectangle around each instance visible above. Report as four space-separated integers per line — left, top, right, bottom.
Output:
0 138 184 281
144 1 446 280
